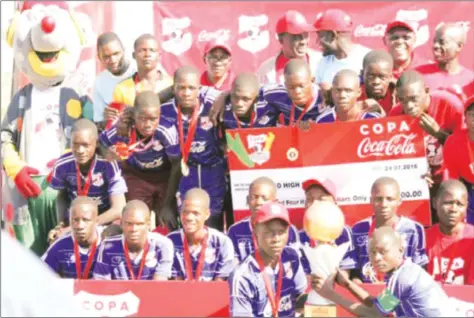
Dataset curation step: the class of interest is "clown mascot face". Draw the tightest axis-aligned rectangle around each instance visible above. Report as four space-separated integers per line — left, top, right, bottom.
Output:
1 1 93 255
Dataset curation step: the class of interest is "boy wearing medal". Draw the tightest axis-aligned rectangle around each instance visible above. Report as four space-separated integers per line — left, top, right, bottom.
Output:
93 200 174 280
100 91 181 230
48 119 127 241
443 96 474 224
228 202 307 317
315 69 381 123
227 177 301 264
351 177 428 283
312 226 453 317
167 188 235 281
161 66 227 230
42 197 101 279
210 59 324 128
426 180 474 284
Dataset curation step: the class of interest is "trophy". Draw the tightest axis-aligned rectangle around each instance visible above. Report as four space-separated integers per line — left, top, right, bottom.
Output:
301 201 349 317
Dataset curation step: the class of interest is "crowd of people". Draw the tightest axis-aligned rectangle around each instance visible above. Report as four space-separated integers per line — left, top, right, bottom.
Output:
2 7 474 317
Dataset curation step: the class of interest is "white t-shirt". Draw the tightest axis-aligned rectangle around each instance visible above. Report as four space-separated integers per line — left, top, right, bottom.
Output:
26 86 65 175
315 44 371 85
92 61 136 122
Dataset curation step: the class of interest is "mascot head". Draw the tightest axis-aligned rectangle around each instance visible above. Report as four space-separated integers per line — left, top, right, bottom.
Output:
6 1 86 88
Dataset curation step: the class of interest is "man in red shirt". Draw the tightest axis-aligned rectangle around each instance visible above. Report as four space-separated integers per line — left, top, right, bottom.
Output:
200 39 235 91
426 180 474 285
443 96 474 225
358 50 396 115
416 23 474 102
383 21 423 79
389 70 464 220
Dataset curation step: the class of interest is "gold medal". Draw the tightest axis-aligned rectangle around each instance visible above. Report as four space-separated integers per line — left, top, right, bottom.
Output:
181 158 190 176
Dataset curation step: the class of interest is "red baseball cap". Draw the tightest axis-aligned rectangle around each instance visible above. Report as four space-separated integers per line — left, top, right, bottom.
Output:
203 39 232 57
313 9 353 32
385 20 416 35
302 178 337 198
254 202 290 225
465 95 474 112
276 10 315 35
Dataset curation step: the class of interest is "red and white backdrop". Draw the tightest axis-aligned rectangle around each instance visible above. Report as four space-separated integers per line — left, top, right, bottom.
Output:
13 1 474 90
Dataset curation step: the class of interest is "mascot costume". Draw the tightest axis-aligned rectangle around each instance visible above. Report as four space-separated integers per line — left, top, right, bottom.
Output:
1 1 93 255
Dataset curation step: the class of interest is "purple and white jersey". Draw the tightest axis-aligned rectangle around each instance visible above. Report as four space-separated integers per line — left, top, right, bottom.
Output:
352 216 429 283
221 98 278 130
315 108 381 123
92 232 174 280
299 226 356 272
41 228 102 278
228 246 307 317
227 218 300 263
262 84 324 126
167 228 235 281
49 153 127 213
99 118 181 172
374 259 451 317
160 87 225 167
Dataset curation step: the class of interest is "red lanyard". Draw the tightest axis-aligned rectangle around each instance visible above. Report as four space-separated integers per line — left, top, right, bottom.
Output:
233 111 255 129
123 239 150 280
368 216 398 237
73 240 97 280
289 99 314 126
177 103 201 164
435 229 461 284
182 229 209 281
252 234 283 317
75 158 95 196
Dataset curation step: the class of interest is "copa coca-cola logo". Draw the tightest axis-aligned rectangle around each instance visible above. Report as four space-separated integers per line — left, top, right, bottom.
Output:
357 121 417 158
354 24 387 37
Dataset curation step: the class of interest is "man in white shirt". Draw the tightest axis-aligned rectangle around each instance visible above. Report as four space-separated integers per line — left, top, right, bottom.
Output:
256 10 321 85
92 32 136 128
313 9 371 104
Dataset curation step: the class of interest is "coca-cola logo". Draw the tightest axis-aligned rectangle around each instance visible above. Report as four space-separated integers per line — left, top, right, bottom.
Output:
358 120 416 158
357 134 417 158
354 24 387 37
198 29 231 42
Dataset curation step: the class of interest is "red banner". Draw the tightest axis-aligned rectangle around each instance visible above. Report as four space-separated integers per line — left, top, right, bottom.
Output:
72 280 474 317
226 116 431 228
153 1 474 75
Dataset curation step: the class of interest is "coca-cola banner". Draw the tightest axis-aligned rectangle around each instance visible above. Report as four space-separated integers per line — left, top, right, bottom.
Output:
226 116 430 228
153 1 474 75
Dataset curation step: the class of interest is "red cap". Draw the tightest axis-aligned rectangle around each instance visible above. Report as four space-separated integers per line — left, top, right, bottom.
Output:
465 95 474 112
254 202 290 225
203 39 232 57
385 20 416 35
276 10 315 34
313 9 353 32
302 178 337 198
21 1 69 12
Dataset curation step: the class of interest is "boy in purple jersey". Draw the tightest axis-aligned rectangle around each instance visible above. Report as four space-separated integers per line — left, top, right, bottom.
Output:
227 177 300 263
42 197 101 279
209 59 324 128
351 177 428 283
316 69 382 123
48 119 127 243
221 73 278 131
100 91 181 230
160 66 226 231
312 227 452 317
168 188 234 281
93 200 174 280
298 178 356 273
228 202 307 317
